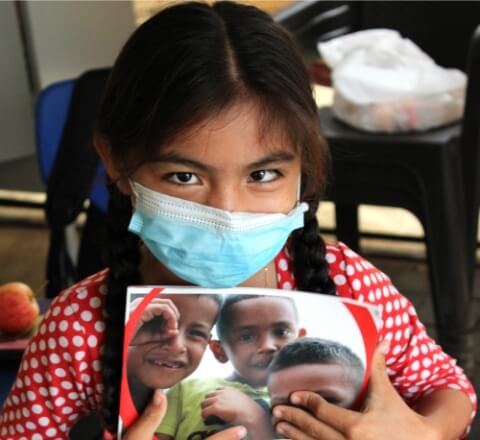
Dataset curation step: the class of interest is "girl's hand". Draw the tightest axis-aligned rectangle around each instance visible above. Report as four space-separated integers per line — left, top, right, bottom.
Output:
129 298 180 345
123 389 168 440
272 342 441 440
124 390 248 440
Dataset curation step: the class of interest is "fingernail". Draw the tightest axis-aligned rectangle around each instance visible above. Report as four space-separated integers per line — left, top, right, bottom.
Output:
235 426 247 438
277 424 286 435
273 408 283 418
290 393 301 404
153 388 164 405
381 340 390 354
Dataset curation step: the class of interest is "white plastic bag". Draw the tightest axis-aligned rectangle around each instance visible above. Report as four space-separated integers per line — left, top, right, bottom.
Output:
318 29 467 132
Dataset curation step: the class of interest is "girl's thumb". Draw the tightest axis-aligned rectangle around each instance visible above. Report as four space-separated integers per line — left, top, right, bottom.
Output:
369 340 391 391
144 389 168 426
123 389 167 439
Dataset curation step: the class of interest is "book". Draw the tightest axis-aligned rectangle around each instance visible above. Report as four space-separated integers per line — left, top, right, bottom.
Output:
118 286 381 439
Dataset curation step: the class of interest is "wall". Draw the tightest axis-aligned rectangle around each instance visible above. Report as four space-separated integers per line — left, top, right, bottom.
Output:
0 2 36 162
0 1 135 163
25 1 135 89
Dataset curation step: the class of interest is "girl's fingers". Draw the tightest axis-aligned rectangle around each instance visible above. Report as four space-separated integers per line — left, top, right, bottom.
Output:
206 426 247 440
123 390 167 440
274 421 318 440
367 340 394 396
273 403 346 440
286 391 360 434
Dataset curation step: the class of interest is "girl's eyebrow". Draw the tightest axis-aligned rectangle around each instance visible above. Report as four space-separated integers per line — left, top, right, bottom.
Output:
151 152 212 172
246 151 297 170
150 150 297 172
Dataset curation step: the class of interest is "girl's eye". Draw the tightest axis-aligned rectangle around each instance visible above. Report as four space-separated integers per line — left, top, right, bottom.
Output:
249 169 281 183
167 172 200 185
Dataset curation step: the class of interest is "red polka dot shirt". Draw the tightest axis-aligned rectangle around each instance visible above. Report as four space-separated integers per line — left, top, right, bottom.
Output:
0 242 476 439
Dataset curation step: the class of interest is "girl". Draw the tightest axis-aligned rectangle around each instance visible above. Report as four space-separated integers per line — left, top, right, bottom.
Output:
0 2 476 440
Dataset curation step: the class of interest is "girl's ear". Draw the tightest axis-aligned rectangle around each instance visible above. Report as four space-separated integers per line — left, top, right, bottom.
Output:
209 340 229 363
94 134 131 195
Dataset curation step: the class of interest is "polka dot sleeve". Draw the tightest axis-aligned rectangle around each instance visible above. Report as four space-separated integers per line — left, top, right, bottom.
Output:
0 271 107 439
325 243 477 437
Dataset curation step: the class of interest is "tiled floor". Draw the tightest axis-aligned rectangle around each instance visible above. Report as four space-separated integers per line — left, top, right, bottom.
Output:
0 155 478 437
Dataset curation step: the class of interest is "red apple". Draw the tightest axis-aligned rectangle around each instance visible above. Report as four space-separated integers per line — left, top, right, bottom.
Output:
0 282 40 334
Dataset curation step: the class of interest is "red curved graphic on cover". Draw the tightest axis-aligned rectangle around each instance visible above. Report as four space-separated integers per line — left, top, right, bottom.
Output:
343 301 379 410
120 287 165 430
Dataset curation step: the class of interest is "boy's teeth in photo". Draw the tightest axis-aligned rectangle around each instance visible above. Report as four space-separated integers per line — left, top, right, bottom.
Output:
152 360 184 369
253 359 272 368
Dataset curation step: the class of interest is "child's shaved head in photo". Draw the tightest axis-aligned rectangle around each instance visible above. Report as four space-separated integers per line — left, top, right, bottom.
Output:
267 337 365 410
209 294 306 388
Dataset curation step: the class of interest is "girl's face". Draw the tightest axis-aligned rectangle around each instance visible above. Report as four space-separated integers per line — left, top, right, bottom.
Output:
130 102 302 214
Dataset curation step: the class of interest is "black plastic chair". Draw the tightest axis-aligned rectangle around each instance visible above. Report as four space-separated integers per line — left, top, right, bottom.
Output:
39 69 111 297
276 2 480 370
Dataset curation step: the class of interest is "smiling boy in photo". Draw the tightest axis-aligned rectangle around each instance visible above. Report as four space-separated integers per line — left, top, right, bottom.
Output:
127 294 222 413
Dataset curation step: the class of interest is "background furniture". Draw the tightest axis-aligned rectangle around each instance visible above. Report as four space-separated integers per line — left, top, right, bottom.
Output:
36 69 110 297
276 1 480 372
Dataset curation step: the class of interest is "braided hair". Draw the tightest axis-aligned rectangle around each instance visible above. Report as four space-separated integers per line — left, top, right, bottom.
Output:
101 185 140 432
95 1 335 432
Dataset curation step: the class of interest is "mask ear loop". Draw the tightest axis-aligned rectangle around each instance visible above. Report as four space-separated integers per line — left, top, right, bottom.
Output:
128 179 139 206
296 175 302 204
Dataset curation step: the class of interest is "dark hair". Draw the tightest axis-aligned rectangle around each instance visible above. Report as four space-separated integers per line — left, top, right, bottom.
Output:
215 294 298 341
96 1 335 432
268 338 365 395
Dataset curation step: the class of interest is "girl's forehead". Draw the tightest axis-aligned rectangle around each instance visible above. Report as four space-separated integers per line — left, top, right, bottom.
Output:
160 102 298 158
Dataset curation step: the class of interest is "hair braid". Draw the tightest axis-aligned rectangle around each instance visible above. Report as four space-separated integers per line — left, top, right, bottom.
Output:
291 204 336 296
101 185 141 433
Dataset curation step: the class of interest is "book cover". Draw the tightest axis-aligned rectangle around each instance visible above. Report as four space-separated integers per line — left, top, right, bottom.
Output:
118 287 381 439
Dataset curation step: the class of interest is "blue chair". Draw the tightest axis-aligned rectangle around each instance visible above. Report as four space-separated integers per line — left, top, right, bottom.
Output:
0 367 18 407
36 69 111 297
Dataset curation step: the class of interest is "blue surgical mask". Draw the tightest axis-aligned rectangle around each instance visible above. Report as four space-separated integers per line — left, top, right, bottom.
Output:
128 182 308 288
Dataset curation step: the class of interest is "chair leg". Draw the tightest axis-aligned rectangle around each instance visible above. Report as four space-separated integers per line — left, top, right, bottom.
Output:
335 203 360 252
422 171 476 375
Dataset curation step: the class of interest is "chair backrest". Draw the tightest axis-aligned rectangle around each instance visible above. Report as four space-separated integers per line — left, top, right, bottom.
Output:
37 68 111 296
44 68 110 226
36 72 109 215
274 1 360 63
35 79 75 183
